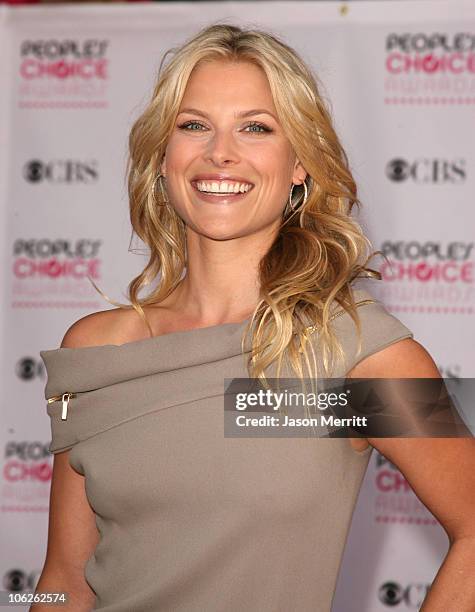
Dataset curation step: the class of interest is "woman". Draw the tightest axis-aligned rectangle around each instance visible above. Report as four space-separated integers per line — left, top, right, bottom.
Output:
33 24 474 612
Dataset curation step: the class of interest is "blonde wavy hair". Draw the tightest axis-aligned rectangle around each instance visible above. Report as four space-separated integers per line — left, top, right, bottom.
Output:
90 22 382 391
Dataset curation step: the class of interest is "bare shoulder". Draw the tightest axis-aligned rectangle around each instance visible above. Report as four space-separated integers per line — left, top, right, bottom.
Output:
60 306 139 349
348 337 441 379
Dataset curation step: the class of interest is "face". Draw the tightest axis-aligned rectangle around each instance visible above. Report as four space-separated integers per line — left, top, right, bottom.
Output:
160 59 307 240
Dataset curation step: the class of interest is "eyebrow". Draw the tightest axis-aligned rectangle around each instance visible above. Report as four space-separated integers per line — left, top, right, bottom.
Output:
177 107 278 121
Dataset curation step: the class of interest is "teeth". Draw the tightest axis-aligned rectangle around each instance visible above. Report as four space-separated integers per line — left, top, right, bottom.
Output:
195 180 252 194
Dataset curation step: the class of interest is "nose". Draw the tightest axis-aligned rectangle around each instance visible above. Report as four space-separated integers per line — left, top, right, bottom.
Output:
204 129 241 166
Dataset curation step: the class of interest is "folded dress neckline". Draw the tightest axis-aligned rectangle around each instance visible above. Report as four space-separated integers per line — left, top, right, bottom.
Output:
39 288 375 398
39 315 256 398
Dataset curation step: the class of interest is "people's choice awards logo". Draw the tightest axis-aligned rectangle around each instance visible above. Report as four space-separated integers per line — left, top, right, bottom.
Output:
18 38 110 108
11 238 103 310
373 453 439 527
384 32 475 104
376 240 474 313
2 441 52 516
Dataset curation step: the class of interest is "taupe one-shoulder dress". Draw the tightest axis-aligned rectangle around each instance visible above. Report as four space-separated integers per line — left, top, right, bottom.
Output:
40 287 413 612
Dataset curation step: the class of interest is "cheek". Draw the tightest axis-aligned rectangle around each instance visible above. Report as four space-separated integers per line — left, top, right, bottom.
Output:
252 145 294 183
164 134 198 167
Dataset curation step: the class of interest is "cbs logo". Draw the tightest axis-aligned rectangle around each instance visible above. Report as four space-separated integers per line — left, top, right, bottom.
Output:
3 568 41 592
16 357 44 381
386 158 465 184
378 581 430 607
23 159 98 184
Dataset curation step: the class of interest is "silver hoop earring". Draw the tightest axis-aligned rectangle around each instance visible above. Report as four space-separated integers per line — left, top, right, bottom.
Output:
286 180 308 217
153 173 169 207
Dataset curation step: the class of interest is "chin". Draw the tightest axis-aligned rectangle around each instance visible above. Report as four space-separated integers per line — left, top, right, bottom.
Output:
191 221 252 241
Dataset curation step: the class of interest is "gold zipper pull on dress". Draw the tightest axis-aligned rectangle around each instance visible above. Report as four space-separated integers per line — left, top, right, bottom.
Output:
46 392 77 421
61 392 73 421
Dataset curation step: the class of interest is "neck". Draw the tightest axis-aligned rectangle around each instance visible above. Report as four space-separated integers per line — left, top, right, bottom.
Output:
163 223 279 325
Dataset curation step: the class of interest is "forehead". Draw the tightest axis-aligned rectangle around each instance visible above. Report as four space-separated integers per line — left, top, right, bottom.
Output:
179 59 275 112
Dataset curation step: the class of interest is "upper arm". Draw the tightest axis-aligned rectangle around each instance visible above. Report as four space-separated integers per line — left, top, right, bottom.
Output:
348 338 475 542
46 309 117 565
37 313 116 599
41 450 99 594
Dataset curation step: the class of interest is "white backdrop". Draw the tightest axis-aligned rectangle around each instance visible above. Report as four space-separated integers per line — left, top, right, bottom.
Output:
0 1 474 610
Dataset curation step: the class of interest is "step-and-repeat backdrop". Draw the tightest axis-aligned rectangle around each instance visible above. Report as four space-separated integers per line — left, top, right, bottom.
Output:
0 1 473 610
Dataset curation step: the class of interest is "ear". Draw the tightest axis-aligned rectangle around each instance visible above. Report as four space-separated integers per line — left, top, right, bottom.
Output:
160 156 166 176
292 158 307 185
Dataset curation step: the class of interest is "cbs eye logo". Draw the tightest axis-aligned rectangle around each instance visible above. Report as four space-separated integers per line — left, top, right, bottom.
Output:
378 581 430 608
379 582 403 606
3 568 41 592
15 357 44 381
386 159 410 183
23 160 44 183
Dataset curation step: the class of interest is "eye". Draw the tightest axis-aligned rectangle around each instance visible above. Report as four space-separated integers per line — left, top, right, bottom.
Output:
178 120 206 131
177 120 273 134
244 121 272 133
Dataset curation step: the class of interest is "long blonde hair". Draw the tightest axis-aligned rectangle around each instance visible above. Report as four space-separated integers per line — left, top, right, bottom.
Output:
90 22 381 387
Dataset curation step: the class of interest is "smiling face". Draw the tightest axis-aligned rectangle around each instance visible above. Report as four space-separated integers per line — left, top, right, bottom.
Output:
160 59 307 240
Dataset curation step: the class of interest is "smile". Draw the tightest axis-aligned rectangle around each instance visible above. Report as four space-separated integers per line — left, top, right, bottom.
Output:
190 180 254 203
192 180 253 193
